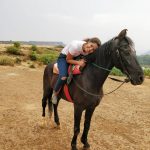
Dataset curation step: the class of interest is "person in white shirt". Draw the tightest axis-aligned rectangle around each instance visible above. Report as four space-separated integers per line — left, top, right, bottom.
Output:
52 37 101 104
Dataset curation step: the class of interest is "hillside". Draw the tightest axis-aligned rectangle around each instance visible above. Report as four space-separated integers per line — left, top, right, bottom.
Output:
137 54 150 66
0 43 61 67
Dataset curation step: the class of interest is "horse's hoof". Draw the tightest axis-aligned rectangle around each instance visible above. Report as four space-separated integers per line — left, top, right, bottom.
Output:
55 125 61 129
53 122 61 129
83 143 90 150
71 145 78 150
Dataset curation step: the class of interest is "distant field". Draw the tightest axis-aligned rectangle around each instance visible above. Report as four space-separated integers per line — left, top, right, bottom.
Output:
0 43 150 77
0 43 60 67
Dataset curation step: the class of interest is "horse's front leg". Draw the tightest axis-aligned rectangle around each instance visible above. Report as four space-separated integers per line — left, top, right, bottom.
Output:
71 105 83 150
81 106 96 149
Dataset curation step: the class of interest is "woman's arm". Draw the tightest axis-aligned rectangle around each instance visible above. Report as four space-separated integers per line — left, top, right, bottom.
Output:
66 52 86 67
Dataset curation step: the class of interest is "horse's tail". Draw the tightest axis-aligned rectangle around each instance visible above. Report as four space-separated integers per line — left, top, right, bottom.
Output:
42 63 54 117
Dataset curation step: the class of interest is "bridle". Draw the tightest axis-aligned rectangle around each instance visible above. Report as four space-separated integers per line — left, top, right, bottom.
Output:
115 48 131 80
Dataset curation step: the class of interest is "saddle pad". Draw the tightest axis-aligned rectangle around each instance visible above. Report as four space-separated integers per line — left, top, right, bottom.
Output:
53 63 81 75
63 84 73 103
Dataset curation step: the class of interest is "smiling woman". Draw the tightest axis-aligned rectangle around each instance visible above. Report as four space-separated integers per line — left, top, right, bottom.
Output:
51 38 101 104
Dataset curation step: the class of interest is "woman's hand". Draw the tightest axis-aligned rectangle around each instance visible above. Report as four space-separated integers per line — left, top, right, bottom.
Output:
78 59 86 67
66 53 86 67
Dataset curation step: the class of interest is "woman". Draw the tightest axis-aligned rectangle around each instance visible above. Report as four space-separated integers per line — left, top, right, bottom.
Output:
52 37 101 104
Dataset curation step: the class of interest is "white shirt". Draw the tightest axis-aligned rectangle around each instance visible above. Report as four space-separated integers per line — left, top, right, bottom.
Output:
61 40 86 57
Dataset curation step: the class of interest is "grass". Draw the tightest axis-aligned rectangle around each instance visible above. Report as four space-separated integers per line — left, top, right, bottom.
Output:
6 46 21 55
143 67 150 77
0 56 15 66
29 47 59 64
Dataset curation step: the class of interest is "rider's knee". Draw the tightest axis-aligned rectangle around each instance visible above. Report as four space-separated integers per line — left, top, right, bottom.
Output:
61 76 67 80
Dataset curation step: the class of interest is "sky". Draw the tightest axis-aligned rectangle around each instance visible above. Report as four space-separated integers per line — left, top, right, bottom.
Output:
0 0 150 55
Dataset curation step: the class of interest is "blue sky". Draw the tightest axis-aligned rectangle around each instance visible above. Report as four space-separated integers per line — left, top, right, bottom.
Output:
0 0 150 54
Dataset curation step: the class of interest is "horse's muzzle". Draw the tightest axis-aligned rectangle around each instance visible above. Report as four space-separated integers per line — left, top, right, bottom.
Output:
130 74 144 85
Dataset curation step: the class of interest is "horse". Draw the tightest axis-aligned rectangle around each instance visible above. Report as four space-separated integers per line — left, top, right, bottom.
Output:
41 29 144 150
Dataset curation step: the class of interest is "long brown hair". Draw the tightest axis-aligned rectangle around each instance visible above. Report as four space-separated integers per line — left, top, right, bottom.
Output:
83 37 101 48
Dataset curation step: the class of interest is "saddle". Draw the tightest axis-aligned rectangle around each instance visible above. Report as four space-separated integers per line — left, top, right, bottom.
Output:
52 63 82 103
53 63 82 75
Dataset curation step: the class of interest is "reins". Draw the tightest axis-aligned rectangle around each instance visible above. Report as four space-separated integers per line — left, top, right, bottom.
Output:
72 62 130 97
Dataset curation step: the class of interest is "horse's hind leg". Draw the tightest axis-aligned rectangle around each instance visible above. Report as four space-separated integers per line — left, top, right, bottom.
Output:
42 95 47 117
53 98 60 128
81 106 96 149
41 94 47 126
47 89 53 119
41 88 53 126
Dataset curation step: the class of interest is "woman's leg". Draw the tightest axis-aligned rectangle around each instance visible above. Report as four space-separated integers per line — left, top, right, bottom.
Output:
52 57 68 104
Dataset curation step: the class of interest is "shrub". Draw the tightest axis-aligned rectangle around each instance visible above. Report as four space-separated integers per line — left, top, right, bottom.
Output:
15 57 22 64
29 51 37 61
38 54 57 65
30 45 37 51
29 64 36 68
0 56 15 66
110 67 124 76
13 42 21 48
143 68 150 77
6 46 21 55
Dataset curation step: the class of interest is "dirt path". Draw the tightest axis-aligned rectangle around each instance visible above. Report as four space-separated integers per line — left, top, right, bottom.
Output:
0 66 149 150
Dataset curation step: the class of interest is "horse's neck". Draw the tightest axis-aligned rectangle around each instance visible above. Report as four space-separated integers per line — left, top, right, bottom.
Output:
96 41 113 68
93 42 114 83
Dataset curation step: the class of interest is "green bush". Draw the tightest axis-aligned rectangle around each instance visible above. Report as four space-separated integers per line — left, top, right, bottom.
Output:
29 51 37 61
110 67 150 77
15 57 22 64
13 42 21 48
0 56 15 66
110 67 124 76
38 54 57 64
6 46 21 55
143 68 150 77
30 45 37 51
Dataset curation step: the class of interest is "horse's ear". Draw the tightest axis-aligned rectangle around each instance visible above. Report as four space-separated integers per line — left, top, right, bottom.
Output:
117 29 128 40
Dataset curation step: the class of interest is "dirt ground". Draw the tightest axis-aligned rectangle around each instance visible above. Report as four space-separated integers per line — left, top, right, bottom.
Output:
0 66 149 150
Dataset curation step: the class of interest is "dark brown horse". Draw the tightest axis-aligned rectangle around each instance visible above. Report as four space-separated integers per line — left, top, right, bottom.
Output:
42 29 144 150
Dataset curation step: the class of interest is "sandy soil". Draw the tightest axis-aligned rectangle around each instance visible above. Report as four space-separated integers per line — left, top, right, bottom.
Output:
0 66 149 150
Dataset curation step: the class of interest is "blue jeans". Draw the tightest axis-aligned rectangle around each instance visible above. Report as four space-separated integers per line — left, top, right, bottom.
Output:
54 53 69 92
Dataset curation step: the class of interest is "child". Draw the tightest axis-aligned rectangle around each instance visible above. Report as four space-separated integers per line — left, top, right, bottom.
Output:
52 38 101 104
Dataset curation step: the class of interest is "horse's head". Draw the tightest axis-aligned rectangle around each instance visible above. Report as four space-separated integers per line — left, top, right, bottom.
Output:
111 29 144 85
